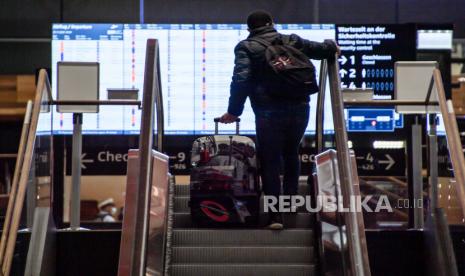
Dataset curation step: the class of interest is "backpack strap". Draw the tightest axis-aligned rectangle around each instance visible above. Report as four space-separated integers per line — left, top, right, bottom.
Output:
250 35 291 48
281 34 291 45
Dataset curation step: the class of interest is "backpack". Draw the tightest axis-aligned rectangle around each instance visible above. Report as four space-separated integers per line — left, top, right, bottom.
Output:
249 35 319 99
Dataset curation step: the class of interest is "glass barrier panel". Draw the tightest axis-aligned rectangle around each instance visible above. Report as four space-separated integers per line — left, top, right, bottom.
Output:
35 82 53 209
2 71 54 275
315 149 349 276
436 112 465 225
0 156 16 226
63 169 126 224
146 151 169 275
358 176 410 229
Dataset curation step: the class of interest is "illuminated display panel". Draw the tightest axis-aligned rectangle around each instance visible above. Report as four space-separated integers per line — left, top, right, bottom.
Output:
336 24 416 132
417 29 453 50
52 23 335 135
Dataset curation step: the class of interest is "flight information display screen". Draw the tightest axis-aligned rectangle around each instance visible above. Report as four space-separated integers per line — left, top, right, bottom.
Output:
336 24 416 132
52 23 336 135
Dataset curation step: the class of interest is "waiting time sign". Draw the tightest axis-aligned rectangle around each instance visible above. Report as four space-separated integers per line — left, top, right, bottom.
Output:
336 24 416 98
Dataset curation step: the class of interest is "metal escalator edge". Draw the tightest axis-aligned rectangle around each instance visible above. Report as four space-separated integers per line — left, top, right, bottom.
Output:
163 175 175 275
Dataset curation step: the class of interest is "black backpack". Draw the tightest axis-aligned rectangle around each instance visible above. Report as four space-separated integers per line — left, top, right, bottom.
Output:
249 35 319 99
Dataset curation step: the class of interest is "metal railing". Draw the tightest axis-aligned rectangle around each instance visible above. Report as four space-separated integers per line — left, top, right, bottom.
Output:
0 69 53 276
327 55 371 276
117 38 168 276
0 101 32 267
316 57 465 275
433 68 465 219
0 58 150 276
314 55 372 276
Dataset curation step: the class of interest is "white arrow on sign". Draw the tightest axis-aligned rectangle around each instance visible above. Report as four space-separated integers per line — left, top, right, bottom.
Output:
81 153 94 169
338 55 348 65
339 68 348 78
379 154 395 170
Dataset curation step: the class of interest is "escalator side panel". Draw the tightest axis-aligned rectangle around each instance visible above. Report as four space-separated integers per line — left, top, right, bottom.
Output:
424 208 458 276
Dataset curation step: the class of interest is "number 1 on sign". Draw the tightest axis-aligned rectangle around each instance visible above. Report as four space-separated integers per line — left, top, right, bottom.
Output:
350 55 355 65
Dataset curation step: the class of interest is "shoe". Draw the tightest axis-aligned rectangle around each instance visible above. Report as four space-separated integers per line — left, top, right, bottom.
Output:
267 213 284 230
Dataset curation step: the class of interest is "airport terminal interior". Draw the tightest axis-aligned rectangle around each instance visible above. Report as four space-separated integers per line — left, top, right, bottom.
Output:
1 0 465 275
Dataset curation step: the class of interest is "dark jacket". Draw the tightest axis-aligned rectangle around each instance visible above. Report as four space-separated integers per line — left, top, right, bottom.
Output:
227 25 338 116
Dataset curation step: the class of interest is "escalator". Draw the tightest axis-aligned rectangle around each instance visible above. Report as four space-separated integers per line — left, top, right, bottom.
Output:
316 56 461 276
167 180 316 275
1 39 464 276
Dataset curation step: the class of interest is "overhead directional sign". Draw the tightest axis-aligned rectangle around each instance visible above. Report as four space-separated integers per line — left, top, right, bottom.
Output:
378 154 395 170
339 68 348 78
61 135 407 177
66 147 130 175
336 24 416 133
80 153 94 169
338 55 348 65
354 149 404 176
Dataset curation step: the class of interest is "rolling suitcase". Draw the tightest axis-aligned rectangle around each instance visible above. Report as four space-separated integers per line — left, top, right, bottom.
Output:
189 118 260 227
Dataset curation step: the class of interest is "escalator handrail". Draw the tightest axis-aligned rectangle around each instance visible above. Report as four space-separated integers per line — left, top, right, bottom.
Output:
0 69 51 276
117 38 165 276
316 59 328 154
327 55 371 276
318 60 461 275
154 44 164 152
0 100 32 265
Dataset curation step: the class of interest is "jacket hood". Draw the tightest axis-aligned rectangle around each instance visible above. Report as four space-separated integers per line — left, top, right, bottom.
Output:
248 25 277 38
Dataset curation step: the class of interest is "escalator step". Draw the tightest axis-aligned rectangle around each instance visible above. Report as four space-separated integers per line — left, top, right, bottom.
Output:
174 196 189 212
175 184 190 196
170 264 315 276
174 182 311 197
172 229 313 246
173 212 314 228
172 246 314 264
174 196 311 213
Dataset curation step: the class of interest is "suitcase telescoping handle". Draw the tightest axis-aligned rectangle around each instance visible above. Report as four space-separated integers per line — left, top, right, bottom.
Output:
213 117 241 135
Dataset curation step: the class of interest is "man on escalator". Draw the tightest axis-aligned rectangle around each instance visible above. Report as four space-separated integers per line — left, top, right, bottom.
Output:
219 10 339 229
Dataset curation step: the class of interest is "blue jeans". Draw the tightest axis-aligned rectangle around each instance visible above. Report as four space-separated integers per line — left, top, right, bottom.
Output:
255 103 309 198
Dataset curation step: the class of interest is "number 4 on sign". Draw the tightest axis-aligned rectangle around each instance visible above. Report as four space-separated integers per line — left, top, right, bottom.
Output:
366 153 374 163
